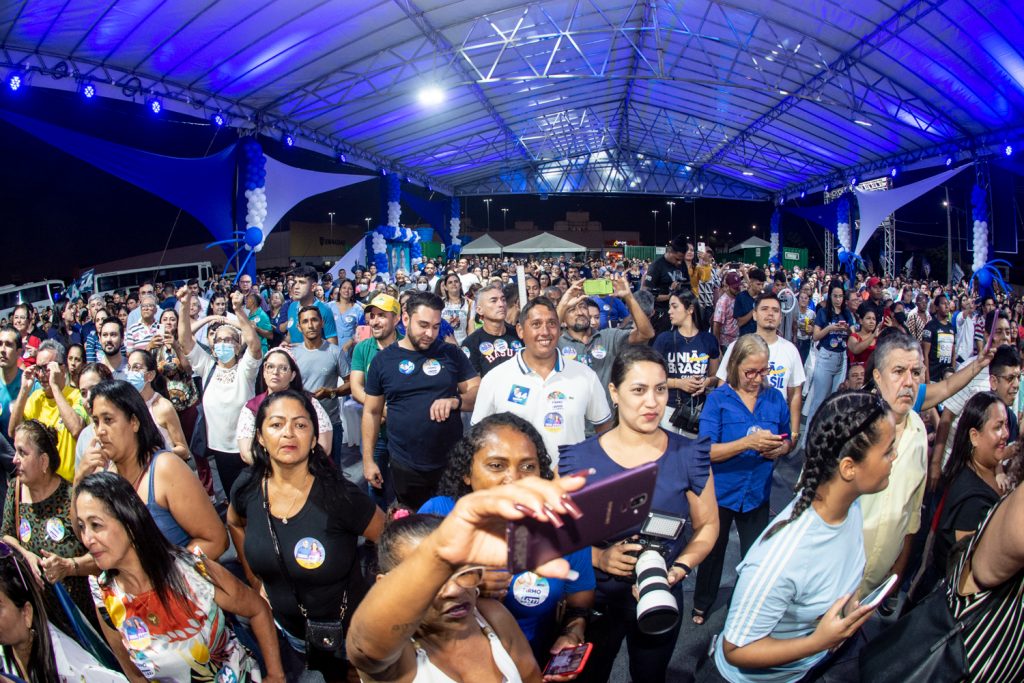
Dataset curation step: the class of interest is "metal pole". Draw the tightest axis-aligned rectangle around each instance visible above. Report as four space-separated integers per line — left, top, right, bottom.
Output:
945 186 953 283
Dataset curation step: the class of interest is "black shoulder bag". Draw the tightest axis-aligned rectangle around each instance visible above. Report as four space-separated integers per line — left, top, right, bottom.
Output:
668 332 705 433
262 477 347 654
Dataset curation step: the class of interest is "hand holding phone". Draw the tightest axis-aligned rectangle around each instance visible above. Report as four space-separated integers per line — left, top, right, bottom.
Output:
842 573 898 617
543 643 593 678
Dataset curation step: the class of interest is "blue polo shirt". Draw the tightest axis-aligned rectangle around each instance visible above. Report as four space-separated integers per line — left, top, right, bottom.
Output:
592 295 629 329
0 369 22 437
698 384 790 513
734 291 757 335
286 300 338 343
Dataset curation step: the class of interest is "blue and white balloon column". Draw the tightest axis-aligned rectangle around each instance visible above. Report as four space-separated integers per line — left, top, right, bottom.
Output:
768 209 781 266
207 137 267 281
448 197 462 258
835 195 861 281
369 174 421 278
971 184 989 275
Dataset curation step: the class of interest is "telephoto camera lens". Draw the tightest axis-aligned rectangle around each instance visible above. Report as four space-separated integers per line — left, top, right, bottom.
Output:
635 550 679 634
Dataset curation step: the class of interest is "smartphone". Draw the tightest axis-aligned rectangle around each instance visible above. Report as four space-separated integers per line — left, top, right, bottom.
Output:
843 573 898 617
507 462 658 573
582 279 613 296
354 325 372 342
543 643 593 677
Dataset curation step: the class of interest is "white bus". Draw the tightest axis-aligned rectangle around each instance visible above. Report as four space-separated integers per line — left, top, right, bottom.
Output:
0 280 65 321
94 262 216 297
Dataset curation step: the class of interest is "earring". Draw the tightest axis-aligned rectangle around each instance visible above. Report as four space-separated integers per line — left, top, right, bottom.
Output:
474 587 481 597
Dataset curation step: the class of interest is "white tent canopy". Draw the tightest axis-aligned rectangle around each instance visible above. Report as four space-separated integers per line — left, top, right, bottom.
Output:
729 236 771 252
504 233 586 254
460 234 504 255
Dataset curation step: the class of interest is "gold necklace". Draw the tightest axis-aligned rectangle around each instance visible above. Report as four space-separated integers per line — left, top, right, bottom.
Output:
272 474 310 524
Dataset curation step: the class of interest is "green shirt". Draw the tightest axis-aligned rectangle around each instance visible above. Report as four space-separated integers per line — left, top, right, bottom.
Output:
248 308 272 355
351 335 402 374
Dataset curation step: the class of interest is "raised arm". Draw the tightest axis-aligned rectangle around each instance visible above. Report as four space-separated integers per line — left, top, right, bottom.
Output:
230 292 262 360
176 287 196 355
919 351 992 412
616 277 654 344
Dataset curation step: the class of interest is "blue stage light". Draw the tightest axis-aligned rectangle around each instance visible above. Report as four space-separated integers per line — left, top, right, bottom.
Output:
800 191 806 198
850 177 857 186
1006 145 1014 157
282 133 294 147
211 112 225 127
945 156 953 166
7 71 25 92
890 167 898 177
82 82 96 99
147 97 162 114
339 152 347 163
824 183 830 192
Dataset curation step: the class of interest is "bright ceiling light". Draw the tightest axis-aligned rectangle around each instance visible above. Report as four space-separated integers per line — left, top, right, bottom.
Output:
418 85 445 106
742 170 754 176
854 119 872 127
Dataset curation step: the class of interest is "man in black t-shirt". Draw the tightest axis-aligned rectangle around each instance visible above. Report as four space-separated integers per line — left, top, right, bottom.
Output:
733 267 765 336
461 283 522 378
922 294 955 382
643 237 690 334
362 292 480 508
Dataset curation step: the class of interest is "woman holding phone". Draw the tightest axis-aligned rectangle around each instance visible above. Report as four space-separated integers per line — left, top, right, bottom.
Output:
692 334 791 626
558 345 719 683
804 280 855 419
702 391 894 682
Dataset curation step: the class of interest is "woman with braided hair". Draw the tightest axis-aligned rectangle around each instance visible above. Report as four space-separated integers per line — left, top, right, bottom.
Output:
700 391 896 683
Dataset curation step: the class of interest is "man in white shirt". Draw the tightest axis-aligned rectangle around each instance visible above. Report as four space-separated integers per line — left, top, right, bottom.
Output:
471 297 611 466
717 292 805 440
456 258 480 294
954 294 976 364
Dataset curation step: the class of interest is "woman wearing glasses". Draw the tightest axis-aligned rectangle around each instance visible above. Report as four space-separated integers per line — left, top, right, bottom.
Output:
0 546 128 682
235 349 332 465
691 334 792 626
350 511 541 683
1 421 98 634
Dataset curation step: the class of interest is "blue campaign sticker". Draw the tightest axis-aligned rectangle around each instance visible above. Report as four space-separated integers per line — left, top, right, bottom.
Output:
561 346 578 361
18 519 30 543
294 537 326 569
422 359 442 376
508 385 531 405
123 616 152 650
398 360 415 375
547 391 566 401
462 346 472 358
46 517 65 542
494 339 509 354
591 344 607 360
543 412 564 432
511 340 523 351
512 572 550 607
479 342 495 356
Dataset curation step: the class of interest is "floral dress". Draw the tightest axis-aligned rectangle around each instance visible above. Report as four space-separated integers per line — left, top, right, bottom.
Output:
91 552 261 682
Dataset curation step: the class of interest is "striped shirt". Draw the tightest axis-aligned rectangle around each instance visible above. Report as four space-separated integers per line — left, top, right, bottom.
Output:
714 497 865 683
125 319 160 353
948 495 1024 683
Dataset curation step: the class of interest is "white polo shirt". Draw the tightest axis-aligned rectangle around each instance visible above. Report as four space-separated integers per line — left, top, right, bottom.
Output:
471 350 612 467
716 334 806 396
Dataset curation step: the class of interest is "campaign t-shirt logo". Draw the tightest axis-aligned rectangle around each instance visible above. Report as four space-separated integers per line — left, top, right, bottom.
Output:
462 346 471 358
511 340 523 351
547 391 566 401
508 386 531 405
46 517 65 542
561 346 578 361
422 359 442 376
512 572 550 607
398 360 415 375
543 412 564 432
767 361 786 389
591 344 607 360
479 342 495 356
494 339 509 354
294 538 326 569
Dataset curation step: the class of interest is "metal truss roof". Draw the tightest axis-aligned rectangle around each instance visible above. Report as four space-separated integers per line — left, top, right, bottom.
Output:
2 0 1023 201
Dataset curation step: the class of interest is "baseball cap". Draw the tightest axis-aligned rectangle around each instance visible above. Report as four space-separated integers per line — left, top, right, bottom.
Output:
725 272 742 288
867 277 882 288
365 294 400 316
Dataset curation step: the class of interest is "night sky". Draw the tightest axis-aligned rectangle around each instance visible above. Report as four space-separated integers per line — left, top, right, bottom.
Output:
0 87 1019 284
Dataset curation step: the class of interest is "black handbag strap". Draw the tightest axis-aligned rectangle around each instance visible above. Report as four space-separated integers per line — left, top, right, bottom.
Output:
261 477 347 623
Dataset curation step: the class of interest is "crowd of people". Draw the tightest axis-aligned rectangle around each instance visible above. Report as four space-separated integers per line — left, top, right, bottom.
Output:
0 235 1021 682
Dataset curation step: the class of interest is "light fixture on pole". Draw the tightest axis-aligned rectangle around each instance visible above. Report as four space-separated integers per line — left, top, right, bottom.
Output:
944 187 953 283
483 198 492 232
328 212 335 238
651 209 659 240
501 207 509 231
665 201 675 238
364 217 372 231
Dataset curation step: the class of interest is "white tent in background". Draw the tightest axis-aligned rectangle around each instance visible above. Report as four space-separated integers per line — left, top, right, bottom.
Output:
461 233 504 255
504 232 586 254
728 236 771 252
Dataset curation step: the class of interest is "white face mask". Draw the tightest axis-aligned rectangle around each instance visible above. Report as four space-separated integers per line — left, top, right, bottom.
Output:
416 283 428 291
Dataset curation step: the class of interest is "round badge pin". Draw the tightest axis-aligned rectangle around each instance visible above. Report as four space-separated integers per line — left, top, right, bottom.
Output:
294 537 326 570
45 517 65 542
422 359 442 376
399 360 415 375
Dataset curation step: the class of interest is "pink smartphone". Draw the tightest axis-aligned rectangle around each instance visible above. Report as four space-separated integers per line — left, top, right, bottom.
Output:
506 462 658 573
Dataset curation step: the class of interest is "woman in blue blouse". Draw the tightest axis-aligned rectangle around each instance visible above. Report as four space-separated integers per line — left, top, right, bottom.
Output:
804 280 855 420
692 334 792 626
559 344 719 683
418 412 596 673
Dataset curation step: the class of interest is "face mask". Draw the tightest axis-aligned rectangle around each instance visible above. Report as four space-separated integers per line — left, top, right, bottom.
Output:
895 311 907 325
214 343 236 363
126 370 147 391
416 283 428 291
357 285 369 294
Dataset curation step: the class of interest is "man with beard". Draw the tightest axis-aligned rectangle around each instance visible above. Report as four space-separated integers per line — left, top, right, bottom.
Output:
7 340 86 481
643 236 690 334
97 318 129 380
471 297 611 467
351 294 402 508
0 326 23 440
461 283 522 378
557 276 654 406
362 292 479 508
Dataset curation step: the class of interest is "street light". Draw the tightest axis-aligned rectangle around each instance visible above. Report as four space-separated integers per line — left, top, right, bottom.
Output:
328 212 335 238
666 201 675 240
501 207 509 230
483 198 493 232
651 209 659 240
364 217 371 230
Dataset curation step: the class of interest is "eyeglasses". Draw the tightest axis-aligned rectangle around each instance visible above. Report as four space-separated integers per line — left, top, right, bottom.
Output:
264 363 292 375
447 565 485 589
995 373 1022 384
743 367 770 380
0 542 28 592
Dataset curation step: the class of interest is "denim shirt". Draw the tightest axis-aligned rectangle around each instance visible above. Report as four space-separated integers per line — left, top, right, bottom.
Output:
698 383 790 512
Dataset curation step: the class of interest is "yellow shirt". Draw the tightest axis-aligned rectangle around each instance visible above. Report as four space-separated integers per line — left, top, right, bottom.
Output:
23 386 86 482
858 409 927 593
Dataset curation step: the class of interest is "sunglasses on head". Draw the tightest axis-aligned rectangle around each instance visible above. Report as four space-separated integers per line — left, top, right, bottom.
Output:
0 542 29 593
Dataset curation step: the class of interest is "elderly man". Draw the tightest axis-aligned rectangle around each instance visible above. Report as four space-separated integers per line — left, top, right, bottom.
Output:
125 281 156 330
7 340 86 481
125 294 161 353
